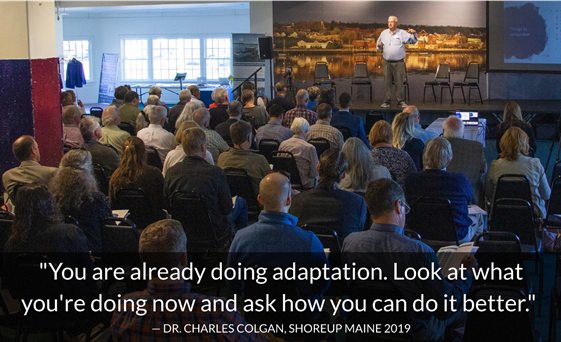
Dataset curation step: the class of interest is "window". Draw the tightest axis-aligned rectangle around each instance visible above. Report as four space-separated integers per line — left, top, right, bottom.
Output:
206 38 231 80
122 39 149 80
153 38 201 80
63 40 91 81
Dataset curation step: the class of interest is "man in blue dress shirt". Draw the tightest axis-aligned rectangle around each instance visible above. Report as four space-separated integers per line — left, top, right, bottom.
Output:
377 16 418 108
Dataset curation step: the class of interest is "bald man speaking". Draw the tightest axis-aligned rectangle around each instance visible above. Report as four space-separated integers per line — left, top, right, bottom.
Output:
377 15 417 109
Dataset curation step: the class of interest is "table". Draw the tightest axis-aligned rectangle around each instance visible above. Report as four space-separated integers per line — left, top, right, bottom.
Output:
131 83 233 107
426 118 487 147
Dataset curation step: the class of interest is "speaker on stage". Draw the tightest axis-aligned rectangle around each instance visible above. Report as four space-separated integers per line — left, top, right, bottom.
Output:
259 36 273 60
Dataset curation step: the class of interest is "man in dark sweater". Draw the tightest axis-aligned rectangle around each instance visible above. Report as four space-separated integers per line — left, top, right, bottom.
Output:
266 81 295 113
215 100 243 147
167 89 191 133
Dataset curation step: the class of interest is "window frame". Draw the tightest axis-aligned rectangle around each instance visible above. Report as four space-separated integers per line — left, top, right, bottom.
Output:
62 37 93 84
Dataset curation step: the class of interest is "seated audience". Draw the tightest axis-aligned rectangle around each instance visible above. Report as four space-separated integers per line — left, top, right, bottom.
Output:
255 104 293 145
164 127 247 236
80 117 120 176
148 86 169 110
119 91 142 129
242 89 269 127
340 137 391 193
110 85 129 108
216 100 244 147
227 172 330 323
209 88 233 129
405 138 474 243
111 219 267 342
266 81 295 113
496 101 537 157
187 84 205 107
100 106 130 155
283 89 318 128
2 135 58 203
279 118 319 189
312 88 339 115
369 120 416 189
163 121 214 177
217 121 270 196
306 103 344 150
443 116 487 207
109 137 166 221
135 104 153 132
145 95 160 107
167 89 191 133
342 178 478 342
404 105 437 143
61 91 74 107
330 92 369 147
49 149 111 254
393 111 425 172
175 101 204 132
209 88 229 110
307 86 320 110
62 105 84 148
192 108 229 162
136 105 177 163
289 148 367 242
486 127 550 219
66 90 86 114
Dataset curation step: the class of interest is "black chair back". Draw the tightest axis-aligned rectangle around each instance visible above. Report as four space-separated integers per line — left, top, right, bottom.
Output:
491 198 538 250
547 176 561 223
90 107 103 119
115 187 160 230
0 210 14 276
118 122 136 136
553 162 561 184
271 150 304 190
307 137 330 158
335 126 352 141
298 224 340 252
464 61 480 83
353 61 369 79
407 197 459 251
224 168 261 217
146 147 163 170
102 217 141 268
314 61 330 80
258 139 280 164
493 174 532 206
435 62 451 83
92 164 109 195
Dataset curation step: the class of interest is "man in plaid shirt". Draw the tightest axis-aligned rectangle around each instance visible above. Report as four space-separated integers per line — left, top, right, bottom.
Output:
306 103 344 150
111 219 268 342
193 108 229 162
282 89 318 129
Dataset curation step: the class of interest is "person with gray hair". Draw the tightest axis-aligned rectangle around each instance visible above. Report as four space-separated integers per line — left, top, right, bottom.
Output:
306 103 344 150
80 116 120 176
405 137 474 243
175 101 204 131
167 89 191 133
62 105 84 148
111 219 267 342
443 116 487 207
209 88 235 129
145 95 160 106
404 105 437 143
59 149 93 172
340 137 391 193
187 84 205 107
100 106 130 154
136 105 177 163
282 89 318 128
149 85 170 111
279 117 319 189
193 108 229 162
136 104 154 132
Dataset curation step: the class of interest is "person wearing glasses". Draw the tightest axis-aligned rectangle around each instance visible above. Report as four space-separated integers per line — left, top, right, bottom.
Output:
342 178 478 341
404 137 474 243
377 16 417 109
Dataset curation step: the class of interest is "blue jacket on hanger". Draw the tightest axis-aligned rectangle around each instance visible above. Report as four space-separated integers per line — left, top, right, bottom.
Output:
65 59 86 89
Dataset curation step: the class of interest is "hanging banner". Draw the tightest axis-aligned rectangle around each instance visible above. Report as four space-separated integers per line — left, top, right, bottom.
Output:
232 33 266 98
98 53 120 104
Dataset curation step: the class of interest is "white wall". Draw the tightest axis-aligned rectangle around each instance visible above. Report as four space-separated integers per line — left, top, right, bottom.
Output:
28 1 58 59
0 2 29 59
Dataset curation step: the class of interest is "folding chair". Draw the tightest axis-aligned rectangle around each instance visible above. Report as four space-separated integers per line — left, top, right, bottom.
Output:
258 139 280 164
452 61 483 105
307 137 330 158
92 164 109 196
334 126 352 141
146 147 163 170
271 150 304 190
423 62 452 104
90 107 103 119
115 187 163 230
351 61 372 102
313 62 336 97
224 168 261 221
118 122 136 136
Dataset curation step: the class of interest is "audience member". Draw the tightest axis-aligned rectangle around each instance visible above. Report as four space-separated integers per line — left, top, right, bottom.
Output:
242 89 269 126
148 86 169 110
227 172 330 323
369 120 416 189
443 116 487 207
209 88 229 110
192 108 229 162
187 84 205 107
100 106 130 155
403 105 437 143
405 138 474 243
312 88 338 115
62 105 84 148
266 82 295 113
2 135 58 203
49 149 111 254
136 105 177 163
255 104 293 145
486 127 550 219
307 86 320 110
283 89 318 128
496 101 537 157
135 104 153 132
279 118 319 189
331 92 369 147
164 127 247 235
163 121 214 177
110 85 129 108
167 89 191 133
216 100 244 147
340 137 391 193
342 178 478 342
217 120 270 195
306 103 344 150
145 95 160 107
393 111 425 172
289 148 367 242
61 91 74 107
209 88 233 129
111 219 267 342
119 91 142 128
66 89 86 114
175 101 204 131
80 116 120 175
109 137 166 221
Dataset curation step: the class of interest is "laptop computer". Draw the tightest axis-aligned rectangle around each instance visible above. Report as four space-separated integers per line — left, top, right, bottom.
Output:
456 110 479 126
197 77 207 86
219 77 230 86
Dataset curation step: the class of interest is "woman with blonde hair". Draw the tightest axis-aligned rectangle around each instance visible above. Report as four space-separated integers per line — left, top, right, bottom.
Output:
486 127 550 218
369 120 416 189
136 104 154 132
175 101 204 131
49 149 111 254
392 111 425 171
496 101 537 156
340 137 390 193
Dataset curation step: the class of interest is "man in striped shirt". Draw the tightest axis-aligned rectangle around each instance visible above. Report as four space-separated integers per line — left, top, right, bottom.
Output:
282 89 318 129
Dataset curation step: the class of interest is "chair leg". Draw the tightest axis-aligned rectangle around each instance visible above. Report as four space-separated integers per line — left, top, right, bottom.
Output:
477 86 483 103
461 86 466 104
440 86 443 104
432 85 436 102
448 86 453 104
423 86 427 103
